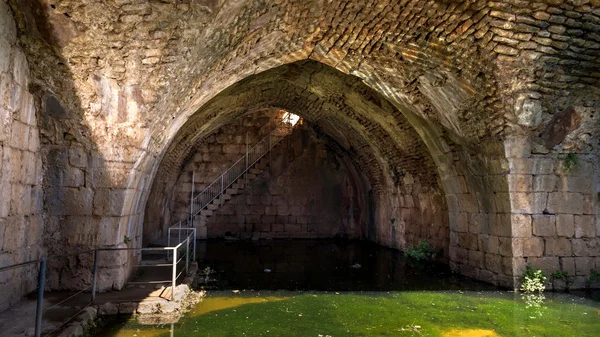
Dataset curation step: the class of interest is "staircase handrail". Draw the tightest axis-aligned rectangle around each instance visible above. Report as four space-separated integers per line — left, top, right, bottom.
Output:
166 113 295 248
189 113 293 219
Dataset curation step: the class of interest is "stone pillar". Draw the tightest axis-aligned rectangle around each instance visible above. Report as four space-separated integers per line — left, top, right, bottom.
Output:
0 0 44 311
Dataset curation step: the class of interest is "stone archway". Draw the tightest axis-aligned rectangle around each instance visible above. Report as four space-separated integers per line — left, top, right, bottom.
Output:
5 0 599 294
141 59 514 286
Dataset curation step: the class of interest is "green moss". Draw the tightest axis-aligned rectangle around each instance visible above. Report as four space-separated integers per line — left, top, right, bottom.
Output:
96 291 600 337
404 239 436 262
563 153 579 172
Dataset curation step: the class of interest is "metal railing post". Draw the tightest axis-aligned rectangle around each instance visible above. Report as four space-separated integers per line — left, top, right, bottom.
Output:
193 228 197 261
35 258 46 337
185 238 189 275
245 133 249 184
167 228 171 260
92 250 98 302
220 174 224 205
191 171 195 227
171 248 177 301
178 222 181 244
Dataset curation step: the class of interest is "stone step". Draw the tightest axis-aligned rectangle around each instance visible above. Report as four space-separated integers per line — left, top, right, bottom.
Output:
255 162 268 170
200 209 213 217
193 216 207 226
222 193 232 200
249 168 261 175
233 181 245 189
207 204 219 210
226 188 238 195
245 173 256 180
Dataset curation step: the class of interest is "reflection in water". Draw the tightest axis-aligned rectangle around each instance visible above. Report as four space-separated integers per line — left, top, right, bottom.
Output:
443 329 500 337
522 293 546 318
95 291 600 337
94 240 600 337
194 240 498 291
190 294 288 316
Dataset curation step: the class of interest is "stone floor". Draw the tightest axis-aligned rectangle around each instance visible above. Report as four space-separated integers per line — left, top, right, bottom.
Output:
0 261 197 337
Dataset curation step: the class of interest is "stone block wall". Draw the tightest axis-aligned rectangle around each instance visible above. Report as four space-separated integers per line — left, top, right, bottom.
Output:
398 174 449 260
169 109 284 226
204 128 368 240
0 0 44 312
506 137 600 289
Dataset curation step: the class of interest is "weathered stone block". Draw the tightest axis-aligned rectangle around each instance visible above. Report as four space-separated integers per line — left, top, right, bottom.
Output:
532 175 557 192
490 213 512 237
571 238 588 257
509 158 555 175
93 189 125 216
479 234 499 254
547 192 584 214
508 174 532 192
523 237 544 257
510 192 548 214
9 120 29 150
458 233 479 251
511 214 532 237
532 214 556 236
528 257 560 274
588 239 600 257
556 176 592 194
498 237 513 257
574 215 595 238
556 214 574 237
574 257 593 276
561 257 576 276
457 194 479 213
504 137 531 158
545 237 572 256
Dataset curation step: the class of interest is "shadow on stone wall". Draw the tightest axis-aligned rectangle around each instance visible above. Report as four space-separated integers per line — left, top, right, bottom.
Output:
9 0 136 291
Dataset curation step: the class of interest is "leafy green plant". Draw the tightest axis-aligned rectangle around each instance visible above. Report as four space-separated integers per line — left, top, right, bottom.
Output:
563 152 579 172
520 264 546 293
123 235 131 244
203 266 214 277
403 239 436 262
550 270 574 292
587 269 600 289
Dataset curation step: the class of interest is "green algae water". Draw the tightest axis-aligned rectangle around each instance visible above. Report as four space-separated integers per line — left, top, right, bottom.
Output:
96 290 600 337
94 241 600 337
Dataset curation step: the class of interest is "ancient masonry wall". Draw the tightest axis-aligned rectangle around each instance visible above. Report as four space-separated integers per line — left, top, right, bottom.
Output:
171 112 369 240
205 128 367 240
0 0 44 311
168 109 282 226
507 137 600 289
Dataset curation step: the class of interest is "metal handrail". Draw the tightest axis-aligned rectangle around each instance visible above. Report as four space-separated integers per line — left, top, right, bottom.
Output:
190 113 293 219
0 229 196 337
164 114 295 251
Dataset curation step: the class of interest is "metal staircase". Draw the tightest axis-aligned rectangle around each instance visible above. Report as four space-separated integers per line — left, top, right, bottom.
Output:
167 113 297 246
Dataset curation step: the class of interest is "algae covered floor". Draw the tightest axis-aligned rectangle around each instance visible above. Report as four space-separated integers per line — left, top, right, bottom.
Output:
94 241 600 336
96 290 600 337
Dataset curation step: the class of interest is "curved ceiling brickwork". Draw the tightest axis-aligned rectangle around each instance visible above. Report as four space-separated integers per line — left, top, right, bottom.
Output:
6 0 600 289
14 0 600 154
144 60 445 241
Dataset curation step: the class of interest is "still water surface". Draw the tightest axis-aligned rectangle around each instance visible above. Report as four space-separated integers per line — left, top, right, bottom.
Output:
95 240 600 337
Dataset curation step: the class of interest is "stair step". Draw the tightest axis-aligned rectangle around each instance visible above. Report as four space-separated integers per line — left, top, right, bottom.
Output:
226 188 238 195
222 193 232 200
207 204 219 210
249 168 261 175
233 182 245 189
245 173 256 180
200 210 213 216
193 215 207 225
